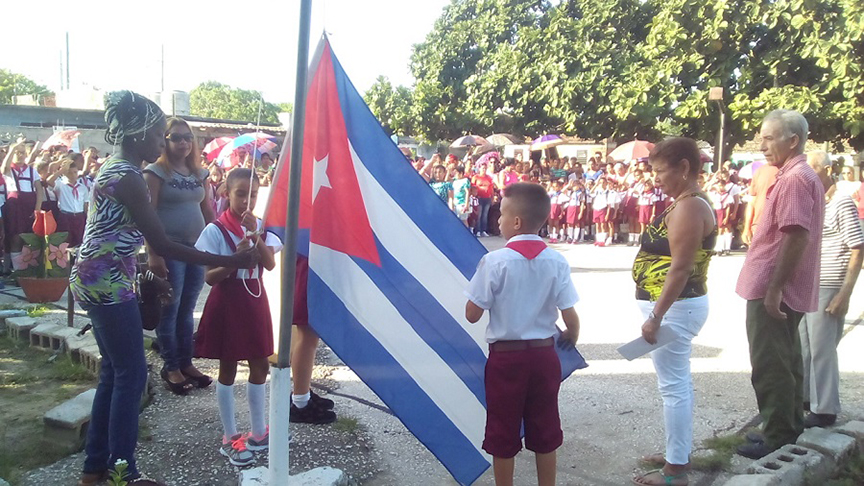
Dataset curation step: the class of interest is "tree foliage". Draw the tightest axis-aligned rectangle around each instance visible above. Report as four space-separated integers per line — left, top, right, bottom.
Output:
376 0 864 149
0 69 53 104
189 81 290 124
364 76 415 136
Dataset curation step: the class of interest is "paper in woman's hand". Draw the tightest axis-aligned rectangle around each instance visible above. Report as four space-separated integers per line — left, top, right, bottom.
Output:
616 325 679 361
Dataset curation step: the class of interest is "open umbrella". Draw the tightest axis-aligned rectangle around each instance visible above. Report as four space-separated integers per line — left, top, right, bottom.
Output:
41 130 80 151
608 140 655 161
203 136 233 162
738 159 766 180
450 135 489 148
216 132 278 168
486 133 522 146
473 143 497 155
530 134 564 151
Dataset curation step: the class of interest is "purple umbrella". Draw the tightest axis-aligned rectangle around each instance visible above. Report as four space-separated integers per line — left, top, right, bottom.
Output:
530 134 564 151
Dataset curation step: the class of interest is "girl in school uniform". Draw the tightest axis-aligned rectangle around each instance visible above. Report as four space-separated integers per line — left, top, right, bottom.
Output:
2 140 44 269
557 184 573 243
637 179 658 237
709 181 735 256
566 181 586 243
194 168 281 467
547 180 563 243
584 179 595 241
592 177 614 246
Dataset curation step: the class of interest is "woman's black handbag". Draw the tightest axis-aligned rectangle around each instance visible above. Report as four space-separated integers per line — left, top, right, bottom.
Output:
138 270 173 331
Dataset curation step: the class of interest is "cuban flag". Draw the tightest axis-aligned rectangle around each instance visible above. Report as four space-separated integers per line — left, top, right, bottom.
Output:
265 37 585 485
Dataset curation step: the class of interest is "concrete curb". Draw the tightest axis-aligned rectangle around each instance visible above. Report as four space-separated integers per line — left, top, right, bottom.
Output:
238 466 348 486
724 420 864 485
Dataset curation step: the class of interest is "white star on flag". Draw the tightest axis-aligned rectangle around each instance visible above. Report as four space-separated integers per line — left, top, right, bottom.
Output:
312 154 332 202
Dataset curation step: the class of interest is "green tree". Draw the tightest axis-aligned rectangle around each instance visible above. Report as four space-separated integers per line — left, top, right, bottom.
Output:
364 76 414 136
0 69 52 104
189 81 289 124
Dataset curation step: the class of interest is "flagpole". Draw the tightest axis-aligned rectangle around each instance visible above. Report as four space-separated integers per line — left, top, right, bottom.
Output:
269 0 313 483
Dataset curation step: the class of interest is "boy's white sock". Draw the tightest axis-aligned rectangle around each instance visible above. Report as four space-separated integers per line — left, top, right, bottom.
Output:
10 252 21 271
726 233 734 251
715 237 724 252
247 382 267 438
217 382 237 439
292 391 311 409
597 232 606 242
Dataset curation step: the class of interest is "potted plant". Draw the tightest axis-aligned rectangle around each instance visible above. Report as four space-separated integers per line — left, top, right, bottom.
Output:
15 210 71 303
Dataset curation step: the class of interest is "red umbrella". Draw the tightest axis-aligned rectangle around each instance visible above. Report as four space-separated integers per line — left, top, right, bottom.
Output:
41 130 80 151
608 140 655 161
203 136 233 162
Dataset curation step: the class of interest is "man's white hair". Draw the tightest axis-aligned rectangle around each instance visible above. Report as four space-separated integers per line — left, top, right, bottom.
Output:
763 109 809 148
807 150 831 169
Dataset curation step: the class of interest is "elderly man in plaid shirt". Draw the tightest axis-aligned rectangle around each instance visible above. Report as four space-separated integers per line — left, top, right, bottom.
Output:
735 110 825 459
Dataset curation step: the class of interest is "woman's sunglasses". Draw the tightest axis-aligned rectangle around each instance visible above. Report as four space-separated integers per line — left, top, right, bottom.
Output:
166 133 195 143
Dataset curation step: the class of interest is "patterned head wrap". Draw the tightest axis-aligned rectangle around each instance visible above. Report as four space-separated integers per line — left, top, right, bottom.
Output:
103 91 165 146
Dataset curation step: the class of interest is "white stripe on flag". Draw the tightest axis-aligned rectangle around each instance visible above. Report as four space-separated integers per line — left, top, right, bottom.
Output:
309 242 489 458
348 142 489 353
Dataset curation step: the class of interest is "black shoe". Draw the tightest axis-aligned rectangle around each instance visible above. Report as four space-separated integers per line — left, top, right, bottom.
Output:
803 401 811 411
310 390 335 410
804 413 837 428
737 442 775 459
745 430 765 444
290 402 337 424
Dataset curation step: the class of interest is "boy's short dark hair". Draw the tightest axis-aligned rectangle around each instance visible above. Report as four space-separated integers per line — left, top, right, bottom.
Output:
225 168 260 191
502 182 551 232
455 164 465 176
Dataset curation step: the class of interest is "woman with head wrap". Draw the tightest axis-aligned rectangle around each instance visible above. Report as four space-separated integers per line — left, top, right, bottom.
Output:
71 91 258 486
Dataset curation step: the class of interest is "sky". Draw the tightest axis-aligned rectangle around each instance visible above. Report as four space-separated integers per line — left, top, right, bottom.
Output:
0 0 451 104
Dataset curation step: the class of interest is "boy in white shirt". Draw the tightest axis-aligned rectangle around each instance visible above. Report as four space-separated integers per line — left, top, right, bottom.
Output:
465 182 580 486
48 157 89 247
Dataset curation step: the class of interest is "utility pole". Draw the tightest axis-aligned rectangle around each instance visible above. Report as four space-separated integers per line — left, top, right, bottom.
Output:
708 87 725 172
65 32 70 89
59 50 64 91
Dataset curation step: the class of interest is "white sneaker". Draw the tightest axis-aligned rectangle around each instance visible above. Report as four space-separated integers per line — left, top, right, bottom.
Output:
481 232 490 237
220 434 256 467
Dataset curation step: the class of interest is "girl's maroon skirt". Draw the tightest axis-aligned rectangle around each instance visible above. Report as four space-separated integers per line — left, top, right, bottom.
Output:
638 205 654 224
195 277 274 361
4 192 37 238
565 205 580 226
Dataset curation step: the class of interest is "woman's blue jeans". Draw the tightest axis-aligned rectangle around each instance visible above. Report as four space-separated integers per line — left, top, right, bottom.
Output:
476 197 492 234
82 300 148 477
156 257 205 371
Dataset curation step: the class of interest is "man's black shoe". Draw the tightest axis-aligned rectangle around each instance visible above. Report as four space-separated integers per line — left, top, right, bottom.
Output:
737 442 775 460
804 413 837 428
745 430 764 444
310 390 335 410
290 402 337 424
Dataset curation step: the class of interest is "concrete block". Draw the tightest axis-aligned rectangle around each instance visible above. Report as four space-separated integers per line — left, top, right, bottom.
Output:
48 326 80 350
65 333 97 362
0 477 10 486
835 420 864 451
746 445 808 485
0 309 27 330
6 317 37 341
79 345 102 375
239 467 347 486
796 427 856 467
43 389 96 451
29 323 63 348
722 475 781 486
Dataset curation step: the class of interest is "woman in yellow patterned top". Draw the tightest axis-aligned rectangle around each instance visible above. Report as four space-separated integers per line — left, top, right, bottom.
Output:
630 138 717 486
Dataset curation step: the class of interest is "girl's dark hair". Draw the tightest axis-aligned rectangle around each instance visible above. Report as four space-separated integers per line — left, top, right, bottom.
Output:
649 137 701 176
103 91 165 146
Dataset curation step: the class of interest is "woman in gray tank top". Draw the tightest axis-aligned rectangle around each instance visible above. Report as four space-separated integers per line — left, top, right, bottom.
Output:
144 117 216 394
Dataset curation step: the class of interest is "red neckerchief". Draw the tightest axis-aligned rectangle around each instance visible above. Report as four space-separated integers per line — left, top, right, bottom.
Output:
505 238 547 260
69 179 83 199
217 208 247 239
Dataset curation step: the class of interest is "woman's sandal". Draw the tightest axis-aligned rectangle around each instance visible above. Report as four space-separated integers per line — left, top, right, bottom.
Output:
631 468 688 486
160 368 194 395
182 369 213 389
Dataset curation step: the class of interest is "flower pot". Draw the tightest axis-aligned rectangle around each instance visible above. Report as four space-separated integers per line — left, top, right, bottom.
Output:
18 277 69 303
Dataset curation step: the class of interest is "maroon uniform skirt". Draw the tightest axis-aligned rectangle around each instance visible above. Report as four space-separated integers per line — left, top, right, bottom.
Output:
195 276 274 361
4 192 37 239
549 203 562 222
625 196 639 220
57 211 86 247
565 205 581 226
716 208 728 226
638 205 654 224
593 208 608 224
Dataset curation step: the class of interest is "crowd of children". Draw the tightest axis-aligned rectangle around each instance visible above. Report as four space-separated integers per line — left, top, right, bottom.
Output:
416 151 751 255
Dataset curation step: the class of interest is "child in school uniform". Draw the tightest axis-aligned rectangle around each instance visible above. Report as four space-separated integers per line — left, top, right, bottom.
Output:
547 180 563 243
47 156 89 247
637 179 658 237
565 182 584 244
557 184 572 243
194 169 280 467
465 182 580 486
3 140 44 269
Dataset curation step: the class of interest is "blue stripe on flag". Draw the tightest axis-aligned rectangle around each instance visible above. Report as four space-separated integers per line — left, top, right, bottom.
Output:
351 237 488 406
308 271 490 485
328 54 486 281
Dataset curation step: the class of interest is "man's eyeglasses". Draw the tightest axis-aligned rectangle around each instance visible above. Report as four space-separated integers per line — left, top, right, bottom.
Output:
166 133 195 143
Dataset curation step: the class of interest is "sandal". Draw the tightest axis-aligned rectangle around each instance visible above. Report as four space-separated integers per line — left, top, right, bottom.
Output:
631 468 688 486
160 368 194 395
182 368 213 388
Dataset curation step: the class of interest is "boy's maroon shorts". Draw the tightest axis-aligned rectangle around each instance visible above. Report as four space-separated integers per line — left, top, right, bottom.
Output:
482 344 563 458
293 255 310 326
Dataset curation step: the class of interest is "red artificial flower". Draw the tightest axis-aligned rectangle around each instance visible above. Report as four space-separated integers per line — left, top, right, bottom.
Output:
32 210 57 237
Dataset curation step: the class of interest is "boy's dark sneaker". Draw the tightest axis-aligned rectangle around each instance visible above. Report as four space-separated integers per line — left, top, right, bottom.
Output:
804 413 836 428
290 402 337 424
310 390 335 410
736 442 774 460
